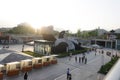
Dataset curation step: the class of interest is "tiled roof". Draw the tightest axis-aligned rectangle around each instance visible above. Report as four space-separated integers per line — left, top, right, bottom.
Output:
0 49 32 64
0 49 13 54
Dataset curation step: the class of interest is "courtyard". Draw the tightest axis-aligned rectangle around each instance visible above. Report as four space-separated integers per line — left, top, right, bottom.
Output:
0 44 112 80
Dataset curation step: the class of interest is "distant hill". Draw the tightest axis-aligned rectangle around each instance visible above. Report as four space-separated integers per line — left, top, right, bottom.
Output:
97 29 108 35
115 28 120 33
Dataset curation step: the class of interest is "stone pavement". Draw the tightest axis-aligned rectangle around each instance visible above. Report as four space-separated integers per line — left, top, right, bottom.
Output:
54 68 98 80
0 44 33 52
0 45 111 80
54 51 111 80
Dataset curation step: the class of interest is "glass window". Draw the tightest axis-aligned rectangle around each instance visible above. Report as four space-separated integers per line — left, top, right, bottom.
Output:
38 60 42 63
28 61 32 66
47 58 49 61
117 45 120 50
16 64 20 69
117 40 120 44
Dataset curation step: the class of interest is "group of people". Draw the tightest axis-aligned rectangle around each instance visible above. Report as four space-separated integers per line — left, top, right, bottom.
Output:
75 54 87 64
69 52 88 64
3 45 9 48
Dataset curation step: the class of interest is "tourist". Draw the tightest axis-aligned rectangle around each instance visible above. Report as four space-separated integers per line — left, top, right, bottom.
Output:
85 57 87 64
82 56 84 63
22 44 24 52
67 68 70 79
24 72 28 80
75 56 77 62
102 50 104 54
68 73 72 80
79 56 81 63
6 45 9 48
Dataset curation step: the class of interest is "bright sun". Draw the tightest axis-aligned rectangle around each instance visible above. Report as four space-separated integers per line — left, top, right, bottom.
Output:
29 20 52 30
30 22 41 30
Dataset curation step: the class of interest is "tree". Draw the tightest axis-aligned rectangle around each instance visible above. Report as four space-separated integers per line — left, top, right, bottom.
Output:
42 34 56 41
8 23 35 34
54 42 68 53
65 30 73 37
88 29 98 37
77 29 81 37
82 31 89 38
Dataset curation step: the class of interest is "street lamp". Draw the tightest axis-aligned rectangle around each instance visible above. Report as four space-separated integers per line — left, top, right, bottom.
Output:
22 41 25 52
22 44 24 52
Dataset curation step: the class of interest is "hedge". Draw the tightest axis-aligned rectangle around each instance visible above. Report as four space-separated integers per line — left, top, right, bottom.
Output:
98 57 119 75
22 48 88 58
22 51 44 57
57 48 88 58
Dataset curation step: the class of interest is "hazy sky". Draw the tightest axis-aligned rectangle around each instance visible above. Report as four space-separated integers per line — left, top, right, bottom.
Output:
0 0 120 33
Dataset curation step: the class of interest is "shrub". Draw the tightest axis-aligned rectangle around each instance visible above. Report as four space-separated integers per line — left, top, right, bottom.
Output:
57 48 88 58
22 51 44 57
98 57 119 74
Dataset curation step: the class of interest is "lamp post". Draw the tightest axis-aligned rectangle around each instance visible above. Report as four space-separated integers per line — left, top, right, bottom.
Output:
22 41 25 52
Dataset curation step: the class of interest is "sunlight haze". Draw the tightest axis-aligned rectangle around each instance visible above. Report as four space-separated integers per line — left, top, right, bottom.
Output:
0 0 120 33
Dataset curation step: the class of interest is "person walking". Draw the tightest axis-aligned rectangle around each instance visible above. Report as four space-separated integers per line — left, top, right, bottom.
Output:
75 56 77 62
102 50 104 54
24 72 28 80
95 52 96 56
85 57 87 64
22 44 24 52
79 56 81 63
67 68 70 80
68 73 72 80
82 55 85 63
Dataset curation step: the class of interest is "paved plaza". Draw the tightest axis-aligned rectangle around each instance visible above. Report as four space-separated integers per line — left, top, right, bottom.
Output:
0 45 112 80
0 44 34 52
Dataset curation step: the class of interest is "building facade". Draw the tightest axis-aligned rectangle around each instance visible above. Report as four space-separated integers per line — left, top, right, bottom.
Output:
91 30 120 50
34 40 53 55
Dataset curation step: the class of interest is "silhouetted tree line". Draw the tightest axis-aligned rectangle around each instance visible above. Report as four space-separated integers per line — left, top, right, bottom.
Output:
76 29 98 38
7 23 35 34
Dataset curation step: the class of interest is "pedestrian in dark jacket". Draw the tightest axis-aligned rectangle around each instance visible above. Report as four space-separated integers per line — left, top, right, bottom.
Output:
82 55 85 63
24 72 28 80
67 68 70 79
85 57 87 64
79 57 81 63
75 56 77 62
68 73 72 80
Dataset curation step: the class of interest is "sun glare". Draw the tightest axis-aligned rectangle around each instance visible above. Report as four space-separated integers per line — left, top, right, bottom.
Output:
30 22 41 30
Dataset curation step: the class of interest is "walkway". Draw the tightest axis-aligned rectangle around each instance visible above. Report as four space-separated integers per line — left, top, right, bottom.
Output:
55 51 111 80
2 49 111 80
0 45 112 80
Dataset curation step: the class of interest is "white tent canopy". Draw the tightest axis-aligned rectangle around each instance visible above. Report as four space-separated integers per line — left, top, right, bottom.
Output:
91 44 101 48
